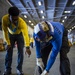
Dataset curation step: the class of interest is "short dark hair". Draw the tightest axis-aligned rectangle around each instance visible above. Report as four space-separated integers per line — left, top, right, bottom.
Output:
8 6 19 16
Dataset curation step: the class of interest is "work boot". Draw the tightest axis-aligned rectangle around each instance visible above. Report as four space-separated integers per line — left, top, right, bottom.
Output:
17 69 24 75
3 70 11 75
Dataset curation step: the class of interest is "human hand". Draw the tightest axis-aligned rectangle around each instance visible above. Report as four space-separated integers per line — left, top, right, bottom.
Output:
36 58 44 71
25 47 31 57
41 70 48 75
6 45 12 50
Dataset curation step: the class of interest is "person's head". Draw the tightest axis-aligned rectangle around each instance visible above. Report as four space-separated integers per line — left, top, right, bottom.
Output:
34 21 53 42
8 6 19 24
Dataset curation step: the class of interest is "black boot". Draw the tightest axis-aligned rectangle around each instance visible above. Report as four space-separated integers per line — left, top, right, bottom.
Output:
3 70 11 75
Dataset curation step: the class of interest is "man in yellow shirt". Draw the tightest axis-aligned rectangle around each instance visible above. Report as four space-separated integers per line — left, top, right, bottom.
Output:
2 6 31 75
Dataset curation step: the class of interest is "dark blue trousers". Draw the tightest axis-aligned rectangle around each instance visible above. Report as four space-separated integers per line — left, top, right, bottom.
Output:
5 32 24 71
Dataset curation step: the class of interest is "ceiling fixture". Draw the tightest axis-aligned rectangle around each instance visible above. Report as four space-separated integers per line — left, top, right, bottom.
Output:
38 1 42 6
62 20 64 23
68 29 71 33
42 16 45 19
69 29 72 31
72 1 75 5
29 20 31 23
72 27 74 29
6 0 12 6
31 23 34 26
40 10 43 13
64 16 67 19
24 15 27 18
64 11 71 13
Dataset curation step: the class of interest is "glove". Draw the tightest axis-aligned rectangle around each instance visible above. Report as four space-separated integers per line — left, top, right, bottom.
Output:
36 58 44 71
41 70 48 75
25 47 31 57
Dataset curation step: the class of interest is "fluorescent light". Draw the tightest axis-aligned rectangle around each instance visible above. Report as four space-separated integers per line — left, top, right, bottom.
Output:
72 27 74 29
42 16 45 19
68 29 71 32
29 20 31 23
68 30 71 32
31 23 34 26
38 1 42 6
64 11 71 13
6 0 12 6
40 10 43 13
69 29 72 31
64 16 67 19
72 1 75 5
24 15 27 18
62 20 64 22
